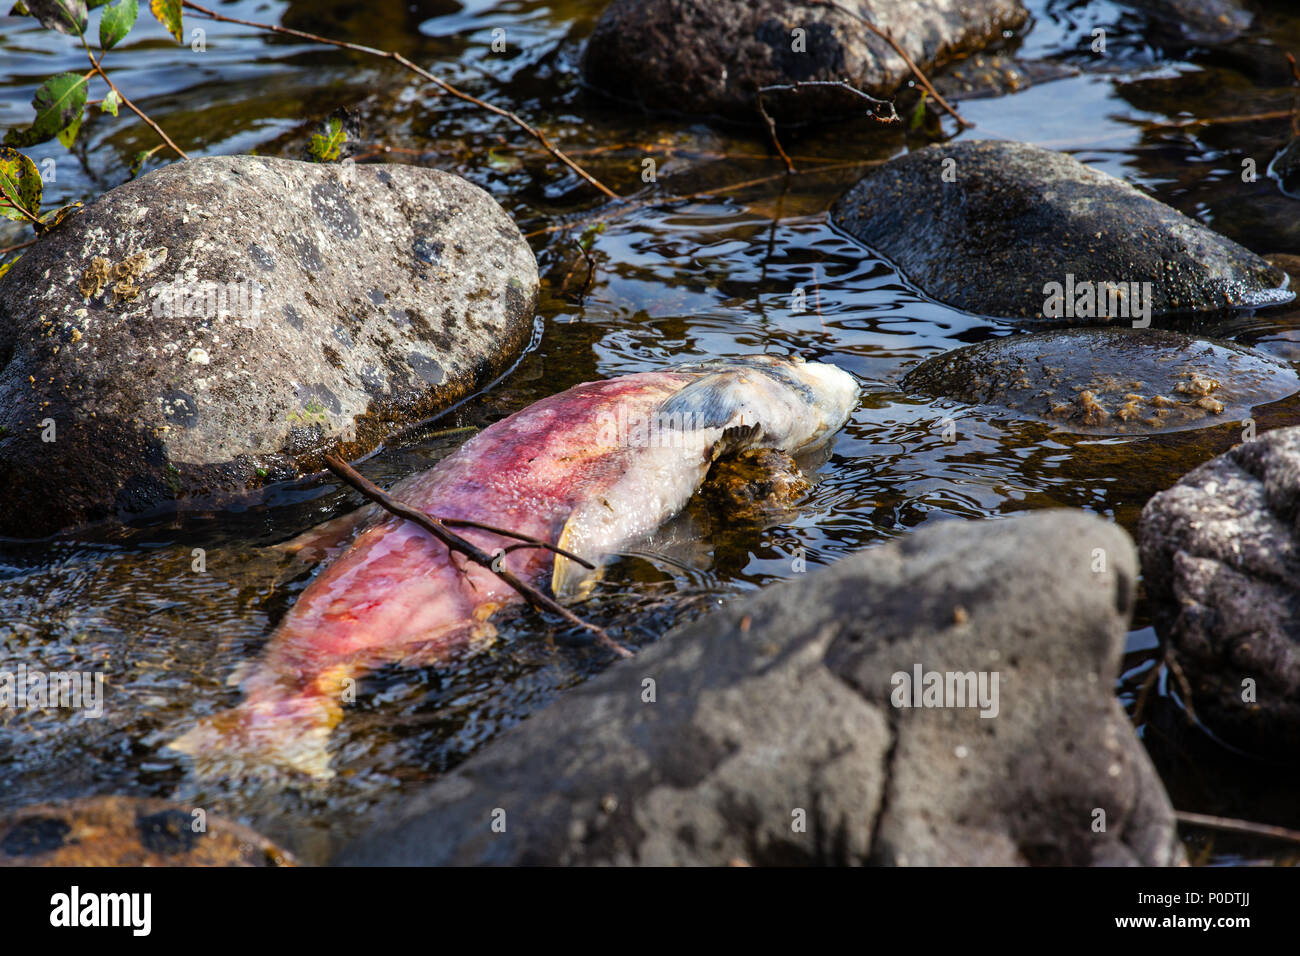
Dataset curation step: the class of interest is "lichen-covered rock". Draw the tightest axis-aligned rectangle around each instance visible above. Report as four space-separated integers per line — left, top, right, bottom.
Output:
1139 426 1300 758
336 511 1181 867
0 796 294 866
581 0 1028 123
831 140 1291 322
903 328 1299 435
0 155 538 538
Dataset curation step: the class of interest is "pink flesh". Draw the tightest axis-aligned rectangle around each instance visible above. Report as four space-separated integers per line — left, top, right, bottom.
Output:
245 372 693 700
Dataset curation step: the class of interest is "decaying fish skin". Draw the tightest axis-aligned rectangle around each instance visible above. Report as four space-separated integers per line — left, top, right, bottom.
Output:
167 355 858 779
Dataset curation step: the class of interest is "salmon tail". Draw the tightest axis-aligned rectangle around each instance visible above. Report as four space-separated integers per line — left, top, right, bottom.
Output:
166 668 351 781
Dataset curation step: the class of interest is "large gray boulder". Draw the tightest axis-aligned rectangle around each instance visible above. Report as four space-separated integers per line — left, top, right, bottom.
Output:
581 0 1028 123
831 140 1291 323
335 511 1182 866
0 155 538 538
1140 427 1300 757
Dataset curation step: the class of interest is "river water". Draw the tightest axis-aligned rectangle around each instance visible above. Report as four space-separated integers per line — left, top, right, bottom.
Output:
1 0 1298 864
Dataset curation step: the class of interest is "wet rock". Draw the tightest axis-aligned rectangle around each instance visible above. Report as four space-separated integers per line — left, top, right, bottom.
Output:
903 328 1299 435
830 140 1291 322
1269 136 1300 199
1122 0 1253 46
335 511 1181 866
0 796 294 866
0 155 538 538
1140 426 1300 758
933 53 1079 102
581 0 1028 123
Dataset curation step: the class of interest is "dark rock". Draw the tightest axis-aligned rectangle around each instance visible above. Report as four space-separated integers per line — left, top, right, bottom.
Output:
581 0 1028 123
1123 0 1253 46
1269 136 1300 199
903 328 1299 435
1140 426 1300 757
335 511 1181 866
933 53 1079 102
0 796 295 866
0 155 538 538
830 140 1292 322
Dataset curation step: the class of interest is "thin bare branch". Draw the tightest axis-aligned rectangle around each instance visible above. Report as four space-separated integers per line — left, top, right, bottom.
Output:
181 1 618 199
323 454 632 658
1175 810 1300 847
808 0 971 129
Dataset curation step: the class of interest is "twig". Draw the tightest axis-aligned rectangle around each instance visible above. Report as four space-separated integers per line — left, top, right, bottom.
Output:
1164 650 1199 725
181 1 618 200
1288 52 1300 137
757 80 898 174
756 88 798 173
0 238 38 257
86 50 189 160
808 0 971 129
1175 810 1300 848
323 454 632 658
525 157 882 239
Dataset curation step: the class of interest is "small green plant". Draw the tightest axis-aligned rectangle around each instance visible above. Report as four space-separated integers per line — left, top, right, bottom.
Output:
308 115 347 163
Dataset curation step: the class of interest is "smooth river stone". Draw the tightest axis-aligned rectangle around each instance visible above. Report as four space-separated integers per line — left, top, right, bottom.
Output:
582 0 1028 124
0 155 538 537
902 328 1300 435
831 140 1292 323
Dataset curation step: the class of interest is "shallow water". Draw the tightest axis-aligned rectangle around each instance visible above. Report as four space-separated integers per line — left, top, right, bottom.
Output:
2 0 1299 864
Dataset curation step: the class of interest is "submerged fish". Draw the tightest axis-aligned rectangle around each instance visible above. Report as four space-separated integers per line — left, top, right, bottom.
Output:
168 355 858 778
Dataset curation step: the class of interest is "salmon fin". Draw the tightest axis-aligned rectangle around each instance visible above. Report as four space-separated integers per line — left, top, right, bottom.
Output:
551 515 604 602
272 505 379 563
658 369 755 429
166 668 353 781
711 422 764 461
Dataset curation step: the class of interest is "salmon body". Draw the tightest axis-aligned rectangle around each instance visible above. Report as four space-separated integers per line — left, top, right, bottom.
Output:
169 355 858 777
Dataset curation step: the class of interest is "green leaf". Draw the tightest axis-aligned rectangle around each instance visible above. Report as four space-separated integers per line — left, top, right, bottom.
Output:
308 116 346 163
0 147 43 223
908 91 929 131
100 88 121 116
4 72 90 148
25 0 88 35
148 0 180 43
128 148 150 177
99 0 136 49
10 2 33 15
35 199 82 234
56 104 84 147
0 256 19 283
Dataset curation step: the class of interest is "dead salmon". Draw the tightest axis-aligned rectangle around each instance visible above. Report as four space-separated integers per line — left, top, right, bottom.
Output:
167 355 858 778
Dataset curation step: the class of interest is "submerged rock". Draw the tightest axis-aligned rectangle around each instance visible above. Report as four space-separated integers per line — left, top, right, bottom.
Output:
581 0 1028 123
335 510 1181 866
0 796 294 866
902 328 1299 435
1140 426 1300 758
701 447 812 522
831 140 1291 322
0 155 538 538
1122 0 1252 46
1269 136 1300 199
